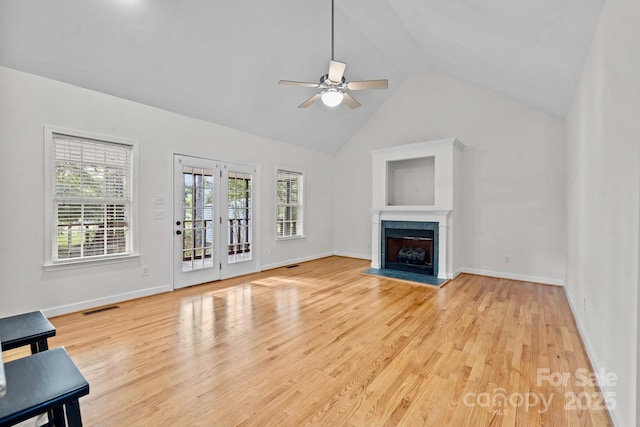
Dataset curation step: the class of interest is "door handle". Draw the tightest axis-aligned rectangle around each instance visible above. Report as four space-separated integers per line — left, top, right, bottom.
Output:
176 230 182 235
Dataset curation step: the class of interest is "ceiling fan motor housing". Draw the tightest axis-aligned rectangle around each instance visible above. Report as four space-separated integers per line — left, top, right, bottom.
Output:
320 74 347 90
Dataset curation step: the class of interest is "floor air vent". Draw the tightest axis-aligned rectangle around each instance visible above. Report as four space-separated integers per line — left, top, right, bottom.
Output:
83 305 120 316
286 264 300 269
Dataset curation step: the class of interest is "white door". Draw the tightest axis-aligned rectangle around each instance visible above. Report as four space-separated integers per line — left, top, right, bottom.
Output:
173 155 221 289
221 162 260 278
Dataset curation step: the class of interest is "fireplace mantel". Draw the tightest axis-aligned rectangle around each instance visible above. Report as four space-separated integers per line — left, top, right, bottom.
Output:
370 138 464 281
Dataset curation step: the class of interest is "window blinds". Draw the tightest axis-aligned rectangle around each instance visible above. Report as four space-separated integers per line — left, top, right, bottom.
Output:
53 133 132 260
276 169 303 238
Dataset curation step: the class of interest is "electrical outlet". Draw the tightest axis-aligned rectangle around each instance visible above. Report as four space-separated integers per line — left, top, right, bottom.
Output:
583 297 586 311
142 266 149 276
504 255 510 263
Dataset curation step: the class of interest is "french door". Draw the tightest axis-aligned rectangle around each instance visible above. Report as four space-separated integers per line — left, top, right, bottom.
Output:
221 162 259 279
173 155 259 289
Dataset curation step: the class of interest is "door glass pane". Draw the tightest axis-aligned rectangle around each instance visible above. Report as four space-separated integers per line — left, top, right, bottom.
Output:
182 166 215 272
227 171 252 263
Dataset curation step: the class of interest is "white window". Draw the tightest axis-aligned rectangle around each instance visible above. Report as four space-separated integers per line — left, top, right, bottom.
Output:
44 127 137 266
276 169 303 239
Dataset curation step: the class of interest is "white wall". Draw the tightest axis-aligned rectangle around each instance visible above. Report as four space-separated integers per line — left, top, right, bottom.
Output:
334 71 566 284
0 66 334 317
565 0 640 425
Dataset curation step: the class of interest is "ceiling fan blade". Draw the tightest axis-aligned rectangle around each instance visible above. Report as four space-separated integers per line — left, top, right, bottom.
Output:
342 92 361 109
347 79 389 90
278 80 319 88
328 60 346 83
298 93 322 108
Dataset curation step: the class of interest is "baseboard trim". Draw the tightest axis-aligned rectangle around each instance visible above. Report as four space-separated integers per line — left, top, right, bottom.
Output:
326 256 561 286
42 284 172 318
332 251 371 260
460 268 564 286
260 252 334 271
563 288 620 427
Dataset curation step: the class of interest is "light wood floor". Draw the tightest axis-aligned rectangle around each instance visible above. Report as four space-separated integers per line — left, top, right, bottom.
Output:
21 257 612 426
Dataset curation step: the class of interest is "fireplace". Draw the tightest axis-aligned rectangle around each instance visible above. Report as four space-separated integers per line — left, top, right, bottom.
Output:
381 221 438 278
369 138 465 284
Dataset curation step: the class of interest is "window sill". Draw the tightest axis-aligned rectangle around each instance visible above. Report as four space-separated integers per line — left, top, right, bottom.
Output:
43 253 140 271
276 235 305 242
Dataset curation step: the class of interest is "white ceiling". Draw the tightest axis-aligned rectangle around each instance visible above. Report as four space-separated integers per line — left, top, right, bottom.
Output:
0 0 603 154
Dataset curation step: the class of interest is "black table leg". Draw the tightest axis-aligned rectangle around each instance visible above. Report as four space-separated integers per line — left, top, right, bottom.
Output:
65 400 83 427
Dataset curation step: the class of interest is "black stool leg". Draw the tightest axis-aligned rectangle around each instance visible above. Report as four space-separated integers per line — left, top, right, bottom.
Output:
30 339 49 354
65 400 83 427
46 409 55 427
52 406 67 426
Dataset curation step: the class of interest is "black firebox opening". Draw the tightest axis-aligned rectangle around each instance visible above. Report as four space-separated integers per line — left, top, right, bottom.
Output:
384 228 435 276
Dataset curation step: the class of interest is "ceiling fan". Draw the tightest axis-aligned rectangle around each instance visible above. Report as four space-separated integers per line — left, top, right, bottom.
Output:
278 0 388 109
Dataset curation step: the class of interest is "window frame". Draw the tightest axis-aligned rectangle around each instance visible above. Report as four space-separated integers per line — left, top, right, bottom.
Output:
275 168 304 240
43 125 139 269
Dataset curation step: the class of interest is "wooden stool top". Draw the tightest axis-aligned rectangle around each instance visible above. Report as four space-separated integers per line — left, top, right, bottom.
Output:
0 347 89 426
0 311 56 352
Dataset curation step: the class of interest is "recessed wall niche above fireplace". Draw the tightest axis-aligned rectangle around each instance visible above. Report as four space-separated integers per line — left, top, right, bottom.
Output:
368 138 465 286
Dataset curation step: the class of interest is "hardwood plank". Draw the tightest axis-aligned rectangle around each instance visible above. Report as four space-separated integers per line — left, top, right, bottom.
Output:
32 257 613 426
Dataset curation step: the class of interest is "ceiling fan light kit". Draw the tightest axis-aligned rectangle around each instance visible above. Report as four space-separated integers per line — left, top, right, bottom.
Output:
321 88 344 107
278 0 388 109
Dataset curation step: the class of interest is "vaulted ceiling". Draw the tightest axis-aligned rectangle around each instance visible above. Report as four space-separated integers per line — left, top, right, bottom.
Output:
0 0 604 153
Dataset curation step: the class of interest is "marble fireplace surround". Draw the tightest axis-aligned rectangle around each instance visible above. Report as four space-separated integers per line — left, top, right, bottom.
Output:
369 138 464 281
